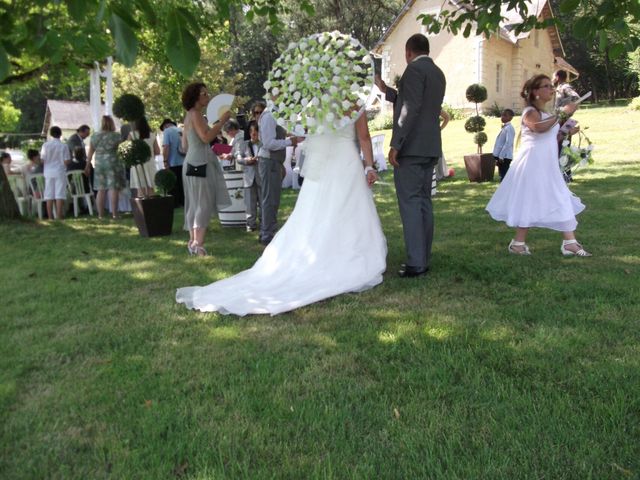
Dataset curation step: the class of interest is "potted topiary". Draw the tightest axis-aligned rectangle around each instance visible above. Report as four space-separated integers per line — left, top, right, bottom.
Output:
118 139 175 237
463 83 495 182
155 168 177 197
113 93 145 140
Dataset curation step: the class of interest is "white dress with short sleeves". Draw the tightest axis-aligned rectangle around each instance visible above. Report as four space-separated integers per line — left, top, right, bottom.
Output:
129 132 158 190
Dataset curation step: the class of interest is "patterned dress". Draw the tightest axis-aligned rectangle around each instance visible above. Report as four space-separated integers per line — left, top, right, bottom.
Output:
91 131 125 190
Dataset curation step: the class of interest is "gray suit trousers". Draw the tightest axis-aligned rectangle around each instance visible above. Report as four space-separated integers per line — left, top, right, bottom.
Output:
244 177 260 229
258 157 282 241
394 156 439 268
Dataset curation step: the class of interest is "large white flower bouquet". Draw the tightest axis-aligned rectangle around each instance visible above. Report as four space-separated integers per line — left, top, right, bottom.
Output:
559 129 595 173
264 31 373 134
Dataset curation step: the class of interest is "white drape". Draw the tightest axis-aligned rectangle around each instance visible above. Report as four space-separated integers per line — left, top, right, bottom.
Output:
89 56 114 129
103 56 113 116
89 67 102 131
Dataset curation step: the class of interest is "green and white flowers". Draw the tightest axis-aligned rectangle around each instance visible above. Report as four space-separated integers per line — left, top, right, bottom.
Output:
265 31 373 134
559 130 595 173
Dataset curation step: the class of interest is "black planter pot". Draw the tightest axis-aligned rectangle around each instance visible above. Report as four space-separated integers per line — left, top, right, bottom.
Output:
130 196 174 237
463 153 496 182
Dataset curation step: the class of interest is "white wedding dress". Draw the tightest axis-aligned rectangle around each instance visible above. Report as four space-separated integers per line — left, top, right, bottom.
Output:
176 122 387 316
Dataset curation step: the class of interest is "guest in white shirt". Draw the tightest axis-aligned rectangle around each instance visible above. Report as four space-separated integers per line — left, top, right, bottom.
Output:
492 109 515 181
41 126 71 219
220 119 244 168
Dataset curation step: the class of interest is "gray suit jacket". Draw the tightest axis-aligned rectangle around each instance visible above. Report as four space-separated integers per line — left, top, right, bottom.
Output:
390 56 446 159
237 140 260 187
66 133 86 169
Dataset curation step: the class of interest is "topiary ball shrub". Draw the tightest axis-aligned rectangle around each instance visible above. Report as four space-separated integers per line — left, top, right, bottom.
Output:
474 132 488 147
464 115 486 133
113 94 145 122
466 84 488 104
118 138 151 168
465 83 489 153
155 169 177 196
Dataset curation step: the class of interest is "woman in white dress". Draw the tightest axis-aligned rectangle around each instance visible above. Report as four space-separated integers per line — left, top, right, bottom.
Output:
486 74 591 256
176 112 386 315
129 116 160 197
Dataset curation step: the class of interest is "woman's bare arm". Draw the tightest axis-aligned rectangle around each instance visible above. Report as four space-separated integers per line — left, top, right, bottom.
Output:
355 114 378 186
356 114 373 168
190 110 231 144
524 103 578 133
439 109 450 130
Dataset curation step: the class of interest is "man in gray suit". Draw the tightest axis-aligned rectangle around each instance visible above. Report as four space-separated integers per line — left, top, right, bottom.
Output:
386 33 446 278
254 100 301 245
66 124 90 171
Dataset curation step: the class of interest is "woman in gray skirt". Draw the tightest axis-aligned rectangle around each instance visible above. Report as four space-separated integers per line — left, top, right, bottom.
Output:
181 82 232 256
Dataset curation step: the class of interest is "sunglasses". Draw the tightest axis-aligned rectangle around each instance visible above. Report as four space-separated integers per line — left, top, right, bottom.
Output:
253 110 264 115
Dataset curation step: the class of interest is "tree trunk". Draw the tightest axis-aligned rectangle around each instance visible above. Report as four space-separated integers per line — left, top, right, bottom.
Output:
603 47 615 103
0 168 21 220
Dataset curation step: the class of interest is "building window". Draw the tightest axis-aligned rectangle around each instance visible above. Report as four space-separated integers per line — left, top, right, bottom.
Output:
534 30 539 47
496 63 502 93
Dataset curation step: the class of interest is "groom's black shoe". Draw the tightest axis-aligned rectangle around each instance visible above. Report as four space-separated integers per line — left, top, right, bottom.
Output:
398 265 429 278
259 237 272 246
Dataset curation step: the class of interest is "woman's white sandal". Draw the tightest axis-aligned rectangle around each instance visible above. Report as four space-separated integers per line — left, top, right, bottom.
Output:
561 239 592 257
193 242 208 257
508 239 531 255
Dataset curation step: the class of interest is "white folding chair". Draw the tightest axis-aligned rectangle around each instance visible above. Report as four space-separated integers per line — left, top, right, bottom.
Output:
431 169 437 197
28 173 47 219
67 170 94 217
291 143 304 190
281 146 294 188
371 134 387 172
7 174 31 216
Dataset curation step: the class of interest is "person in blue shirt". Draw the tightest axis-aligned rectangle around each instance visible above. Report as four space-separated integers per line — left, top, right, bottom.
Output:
492 109 515 181
160 118 186 207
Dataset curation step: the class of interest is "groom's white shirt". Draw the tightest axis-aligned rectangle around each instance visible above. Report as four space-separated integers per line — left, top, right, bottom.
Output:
257 110 291 158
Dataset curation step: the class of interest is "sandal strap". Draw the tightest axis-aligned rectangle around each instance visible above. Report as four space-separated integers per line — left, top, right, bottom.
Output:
561 240 591 257
509 239 531 255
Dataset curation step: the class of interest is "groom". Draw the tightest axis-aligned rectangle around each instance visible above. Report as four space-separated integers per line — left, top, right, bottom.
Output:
386 33 446 278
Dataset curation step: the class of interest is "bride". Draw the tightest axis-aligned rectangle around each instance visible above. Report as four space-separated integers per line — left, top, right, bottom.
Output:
176 32 387 316
176 113 386 315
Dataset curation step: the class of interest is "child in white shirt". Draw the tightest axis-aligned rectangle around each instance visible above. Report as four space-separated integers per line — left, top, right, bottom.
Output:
40 126 71 219
492 109 515 181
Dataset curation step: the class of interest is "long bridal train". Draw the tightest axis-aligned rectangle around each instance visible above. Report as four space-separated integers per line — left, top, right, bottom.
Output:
176 122 387 316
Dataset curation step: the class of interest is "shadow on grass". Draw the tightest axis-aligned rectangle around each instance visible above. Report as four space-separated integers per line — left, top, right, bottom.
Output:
1 163 639 478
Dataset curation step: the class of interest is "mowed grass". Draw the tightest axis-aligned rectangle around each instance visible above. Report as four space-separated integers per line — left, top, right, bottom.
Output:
1 106 639 479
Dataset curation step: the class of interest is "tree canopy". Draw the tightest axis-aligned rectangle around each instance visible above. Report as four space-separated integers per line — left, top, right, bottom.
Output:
0 0 313 84
3 0 639 89
418 0 640 60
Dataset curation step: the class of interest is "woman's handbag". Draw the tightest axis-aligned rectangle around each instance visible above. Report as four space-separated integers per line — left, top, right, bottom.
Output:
186 163 207 177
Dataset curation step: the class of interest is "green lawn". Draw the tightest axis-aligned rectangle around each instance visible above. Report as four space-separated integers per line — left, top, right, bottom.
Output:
1 106 639 479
